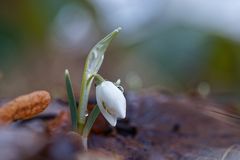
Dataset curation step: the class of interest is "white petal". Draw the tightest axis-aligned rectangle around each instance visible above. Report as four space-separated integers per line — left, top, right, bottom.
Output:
96 81 127 126
98 81 126 118
97 101 117 126
96 87 117 126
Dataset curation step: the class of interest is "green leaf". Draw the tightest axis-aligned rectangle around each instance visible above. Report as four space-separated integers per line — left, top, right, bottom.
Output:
82 105 101 137
65 69 78 130
78 27 122 132
86 27 122 77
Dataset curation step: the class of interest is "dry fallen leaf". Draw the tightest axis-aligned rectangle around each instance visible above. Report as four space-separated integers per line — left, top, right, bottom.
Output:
0 90 51 124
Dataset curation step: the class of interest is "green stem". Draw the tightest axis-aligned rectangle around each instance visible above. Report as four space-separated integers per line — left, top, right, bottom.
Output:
78 65 92 134
93 74 105 85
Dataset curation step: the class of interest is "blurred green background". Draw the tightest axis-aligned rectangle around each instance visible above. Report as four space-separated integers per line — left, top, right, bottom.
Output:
1 0 240 98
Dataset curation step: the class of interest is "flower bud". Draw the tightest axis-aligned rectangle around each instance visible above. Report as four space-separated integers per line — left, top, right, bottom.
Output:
96 81 126 126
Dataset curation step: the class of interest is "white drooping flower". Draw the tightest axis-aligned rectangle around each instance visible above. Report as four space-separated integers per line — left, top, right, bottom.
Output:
96 81 126 126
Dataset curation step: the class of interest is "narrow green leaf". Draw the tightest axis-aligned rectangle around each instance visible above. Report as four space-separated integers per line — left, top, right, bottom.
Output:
78 27 122 131
82 105 101 137
65 69 78 130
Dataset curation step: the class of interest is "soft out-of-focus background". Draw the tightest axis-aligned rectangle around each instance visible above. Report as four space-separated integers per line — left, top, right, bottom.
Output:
0 0 240 98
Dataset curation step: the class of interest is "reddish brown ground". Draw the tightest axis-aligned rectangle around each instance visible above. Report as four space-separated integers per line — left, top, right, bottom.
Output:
0 91 240 160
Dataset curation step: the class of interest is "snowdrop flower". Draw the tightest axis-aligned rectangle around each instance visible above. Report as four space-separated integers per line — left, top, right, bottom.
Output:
96 81 126 126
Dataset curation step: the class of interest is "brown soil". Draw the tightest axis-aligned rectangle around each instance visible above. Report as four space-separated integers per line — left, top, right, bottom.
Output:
1 91 240 160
